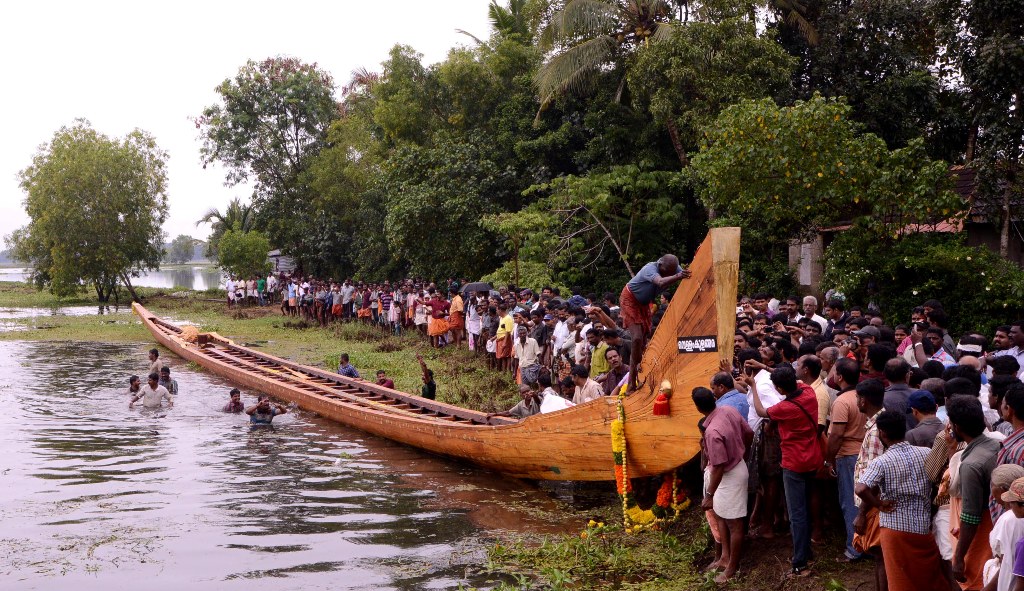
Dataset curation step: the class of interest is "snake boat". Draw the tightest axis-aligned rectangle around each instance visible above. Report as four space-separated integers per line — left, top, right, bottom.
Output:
133 227 740 481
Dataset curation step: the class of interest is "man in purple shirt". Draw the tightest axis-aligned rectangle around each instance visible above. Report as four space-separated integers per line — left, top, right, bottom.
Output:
693 387 753 584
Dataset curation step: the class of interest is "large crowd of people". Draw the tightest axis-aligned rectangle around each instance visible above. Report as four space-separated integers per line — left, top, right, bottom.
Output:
223 270 679 407
225 266 1024 590
698 293 1024 589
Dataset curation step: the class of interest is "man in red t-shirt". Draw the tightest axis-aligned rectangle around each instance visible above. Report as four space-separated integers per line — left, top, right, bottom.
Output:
744 365 822 578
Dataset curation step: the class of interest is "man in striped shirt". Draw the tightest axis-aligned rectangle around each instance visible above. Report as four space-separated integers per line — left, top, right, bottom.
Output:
991 383 1024 523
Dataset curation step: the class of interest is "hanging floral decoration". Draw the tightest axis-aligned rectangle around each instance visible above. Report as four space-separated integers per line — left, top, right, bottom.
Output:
611 385 690 533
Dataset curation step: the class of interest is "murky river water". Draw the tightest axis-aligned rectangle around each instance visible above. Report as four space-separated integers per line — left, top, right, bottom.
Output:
0 341 589 590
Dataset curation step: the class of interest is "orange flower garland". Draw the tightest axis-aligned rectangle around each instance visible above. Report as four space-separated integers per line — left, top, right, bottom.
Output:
611 386 690 532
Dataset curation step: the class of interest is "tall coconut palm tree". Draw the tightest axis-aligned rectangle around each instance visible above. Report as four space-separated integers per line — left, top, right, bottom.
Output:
195 197 256 260
489 0 533 39
458 0 535 45
534 0 675 113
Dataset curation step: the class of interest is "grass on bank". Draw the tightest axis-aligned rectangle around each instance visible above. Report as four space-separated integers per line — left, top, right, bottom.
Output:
475 508 714 591
474 502 868 591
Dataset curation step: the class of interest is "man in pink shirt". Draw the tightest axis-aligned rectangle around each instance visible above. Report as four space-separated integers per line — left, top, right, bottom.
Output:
694 387 753 583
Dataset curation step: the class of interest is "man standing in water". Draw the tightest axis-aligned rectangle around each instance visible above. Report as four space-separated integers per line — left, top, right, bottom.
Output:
246 394 288 425
125 375 141 397
620 255 691 389
375 370 395 389
417 354 437 400
148 348 163 376
223 388 245 413
159 366 178 396
337 353 361 379
130 372 174 409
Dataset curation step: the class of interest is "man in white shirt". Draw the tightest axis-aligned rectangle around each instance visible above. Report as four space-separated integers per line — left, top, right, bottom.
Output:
130 373 174 409
341 280 355 319
1009 321 1024 379
574 327 590 365
552 309 570 356
267 274 278 304
225 277 236 307
802 296 828 332
513 326 542 386
570 364 604 405
737 350 782 429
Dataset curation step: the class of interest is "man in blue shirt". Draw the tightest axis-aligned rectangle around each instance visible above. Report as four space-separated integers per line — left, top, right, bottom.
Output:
620 254 691 389
710 371 749 419
337 353 361 379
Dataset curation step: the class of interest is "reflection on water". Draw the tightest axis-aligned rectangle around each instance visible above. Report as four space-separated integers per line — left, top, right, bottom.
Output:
0 266 225 290
0 341 588 590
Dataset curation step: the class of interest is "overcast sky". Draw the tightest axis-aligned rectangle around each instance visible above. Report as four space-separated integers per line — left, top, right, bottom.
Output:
0 0 492 246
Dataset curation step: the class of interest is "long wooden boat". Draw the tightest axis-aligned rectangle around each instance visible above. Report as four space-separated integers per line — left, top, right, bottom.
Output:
133 227 739 481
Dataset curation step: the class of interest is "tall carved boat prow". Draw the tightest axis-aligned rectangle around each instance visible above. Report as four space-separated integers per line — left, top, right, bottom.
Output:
134 227 740 481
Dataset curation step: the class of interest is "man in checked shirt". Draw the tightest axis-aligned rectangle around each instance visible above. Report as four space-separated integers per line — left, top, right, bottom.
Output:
856 410 951 591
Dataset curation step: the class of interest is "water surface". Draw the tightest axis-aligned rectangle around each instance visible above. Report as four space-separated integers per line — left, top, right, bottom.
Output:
1 266 224 291
0 341 583 590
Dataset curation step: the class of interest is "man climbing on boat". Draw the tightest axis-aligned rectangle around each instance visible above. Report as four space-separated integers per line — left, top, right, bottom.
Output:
621 254 692 389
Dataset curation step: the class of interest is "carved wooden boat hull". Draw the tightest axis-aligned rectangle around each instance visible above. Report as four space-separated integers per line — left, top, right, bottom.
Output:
133 227 739 480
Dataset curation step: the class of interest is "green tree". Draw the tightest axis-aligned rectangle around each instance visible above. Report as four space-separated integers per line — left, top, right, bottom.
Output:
492 164 695 292
7 120 168 302
627 17 796 166
166 234 197 264
460 0 537 44
217 227 272 280
195 197 257 260
380 133 513 279
691 95 963 293
300 115 381 279
195 57 339 259
934 0 1024 258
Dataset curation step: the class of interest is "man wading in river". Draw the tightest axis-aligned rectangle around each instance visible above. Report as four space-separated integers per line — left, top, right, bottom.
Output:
246 394 288 425
223 388 245 413
620 255 691 389
125 375 141 397
130 372 174 409
159 366 178 396
148 348 163 376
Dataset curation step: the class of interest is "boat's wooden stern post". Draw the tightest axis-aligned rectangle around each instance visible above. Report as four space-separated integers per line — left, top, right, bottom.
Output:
625 227 741 474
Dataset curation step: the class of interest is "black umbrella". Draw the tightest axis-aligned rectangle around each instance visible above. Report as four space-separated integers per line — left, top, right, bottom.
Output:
461 281 492 295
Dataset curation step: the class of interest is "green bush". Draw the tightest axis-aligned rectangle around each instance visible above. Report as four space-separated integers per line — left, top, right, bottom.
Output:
823 232 1024 335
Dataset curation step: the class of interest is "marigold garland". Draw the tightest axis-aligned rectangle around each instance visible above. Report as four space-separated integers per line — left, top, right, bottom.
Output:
611 386 690 533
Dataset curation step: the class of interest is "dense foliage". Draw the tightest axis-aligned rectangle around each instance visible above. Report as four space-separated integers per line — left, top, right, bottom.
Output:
8 120 168 302
182 0 1021 328
217 228 272 280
